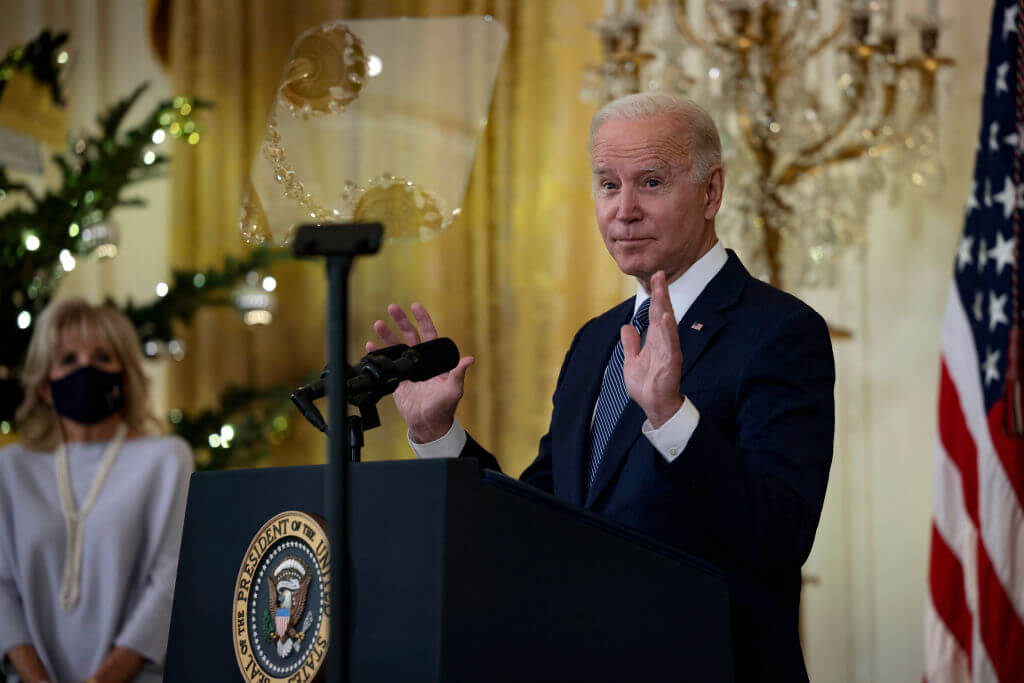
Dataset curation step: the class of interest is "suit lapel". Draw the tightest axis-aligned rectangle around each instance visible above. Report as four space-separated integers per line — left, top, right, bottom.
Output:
677 251 747 379
553 299 634 506
583 252 749 509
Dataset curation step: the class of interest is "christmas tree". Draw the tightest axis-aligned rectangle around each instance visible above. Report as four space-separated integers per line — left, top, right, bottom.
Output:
0 30 303 469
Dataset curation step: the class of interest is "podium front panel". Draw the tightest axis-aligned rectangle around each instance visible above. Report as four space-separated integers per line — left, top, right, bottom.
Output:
165 459 732 681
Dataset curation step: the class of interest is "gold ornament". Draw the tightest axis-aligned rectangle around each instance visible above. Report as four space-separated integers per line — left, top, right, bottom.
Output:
278 21 367 119
354 174 447 241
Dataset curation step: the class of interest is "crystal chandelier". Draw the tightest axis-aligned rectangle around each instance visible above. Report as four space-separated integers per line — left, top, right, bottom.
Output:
582 0 954 290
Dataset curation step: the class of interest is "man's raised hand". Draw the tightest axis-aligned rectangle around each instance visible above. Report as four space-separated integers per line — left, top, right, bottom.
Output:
367 302 474 443
621 271 684 429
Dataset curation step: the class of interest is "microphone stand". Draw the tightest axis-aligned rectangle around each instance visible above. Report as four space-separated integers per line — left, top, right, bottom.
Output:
292 222 383 683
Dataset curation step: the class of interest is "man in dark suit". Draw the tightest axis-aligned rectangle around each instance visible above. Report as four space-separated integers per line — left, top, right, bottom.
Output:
368 93 835 682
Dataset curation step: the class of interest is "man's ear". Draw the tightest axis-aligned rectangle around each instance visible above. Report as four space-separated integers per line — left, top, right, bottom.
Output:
704 165 724 220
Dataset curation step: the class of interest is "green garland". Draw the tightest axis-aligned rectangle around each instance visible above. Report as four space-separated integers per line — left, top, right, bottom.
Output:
115 248 291 346
0 29 68 105
0 83 208 326
169 377 312 472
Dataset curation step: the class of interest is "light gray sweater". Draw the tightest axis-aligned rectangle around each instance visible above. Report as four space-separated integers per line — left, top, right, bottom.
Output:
0 435 192 682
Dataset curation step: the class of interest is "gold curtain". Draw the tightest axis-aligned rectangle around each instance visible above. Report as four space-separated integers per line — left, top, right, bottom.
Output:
152 0 633 475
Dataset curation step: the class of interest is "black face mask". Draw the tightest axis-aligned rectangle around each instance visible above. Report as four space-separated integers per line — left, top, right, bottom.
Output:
48 365 125 425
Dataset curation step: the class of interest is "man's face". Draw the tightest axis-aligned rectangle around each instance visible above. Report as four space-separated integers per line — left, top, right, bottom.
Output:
590 113 722 288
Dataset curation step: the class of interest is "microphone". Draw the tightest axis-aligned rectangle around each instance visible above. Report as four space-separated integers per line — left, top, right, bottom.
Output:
290 338 460 433
348 338 459 399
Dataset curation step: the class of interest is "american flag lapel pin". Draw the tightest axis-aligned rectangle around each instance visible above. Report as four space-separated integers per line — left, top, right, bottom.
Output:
690 322 704 332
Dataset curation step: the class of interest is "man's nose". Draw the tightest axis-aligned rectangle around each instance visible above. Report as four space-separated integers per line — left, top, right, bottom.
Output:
615 186 641 220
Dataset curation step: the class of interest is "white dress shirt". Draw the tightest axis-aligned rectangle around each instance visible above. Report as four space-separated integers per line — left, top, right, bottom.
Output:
410 241 729 465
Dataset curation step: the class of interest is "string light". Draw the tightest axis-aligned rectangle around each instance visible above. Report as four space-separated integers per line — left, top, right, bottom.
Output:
193 273 206 287
208 433 221 448
167 340 185 361
155 282 169 297
262 276 277 292
142 150 156 165
59 249 75 272
24 234 40 251
0 421 10 435
68 222 79 237
367 54 383 77
16 311 31 329
151 129 166 144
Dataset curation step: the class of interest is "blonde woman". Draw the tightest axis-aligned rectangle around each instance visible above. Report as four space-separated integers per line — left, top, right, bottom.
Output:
0 299 192 683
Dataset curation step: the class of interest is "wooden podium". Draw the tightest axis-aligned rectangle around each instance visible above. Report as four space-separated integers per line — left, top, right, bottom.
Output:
165 459 733 681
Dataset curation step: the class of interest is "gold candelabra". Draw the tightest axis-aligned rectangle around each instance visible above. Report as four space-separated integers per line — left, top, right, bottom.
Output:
582 0 954 290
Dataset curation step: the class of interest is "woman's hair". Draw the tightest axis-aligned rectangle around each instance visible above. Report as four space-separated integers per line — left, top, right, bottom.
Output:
15 298 160 450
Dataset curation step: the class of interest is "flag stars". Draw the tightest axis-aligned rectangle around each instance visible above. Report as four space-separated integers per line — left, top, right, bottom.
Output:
984 178 993 207
982 347 1001 387
965 179 980 214
989 291 1009 332
988 232 1016 275
1004 4 1019 41
973 291 985 323
995 62 1009 94
1006 123 1022 152
989 122 1000 151
994 176 1018 220
978 238 989 273
957 235 974 271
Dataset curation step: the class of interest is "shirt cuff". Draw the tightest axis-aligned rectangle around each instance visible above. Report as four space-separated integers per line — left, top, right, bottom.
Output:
642 397 700 462
408 419 466 459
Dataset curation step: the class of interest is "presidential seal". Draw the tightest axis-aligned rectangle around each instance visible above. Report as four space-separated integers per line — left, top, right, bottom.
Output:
233 511 330 683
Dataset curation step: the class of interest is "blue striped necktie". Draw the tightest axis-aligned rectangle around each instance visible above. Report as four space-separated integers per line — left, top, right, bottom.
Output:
585 297 651 491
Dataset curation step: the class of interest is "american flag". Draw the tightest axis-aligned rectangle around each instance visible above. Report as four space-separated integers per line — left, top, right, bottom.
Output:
925 0 1024 681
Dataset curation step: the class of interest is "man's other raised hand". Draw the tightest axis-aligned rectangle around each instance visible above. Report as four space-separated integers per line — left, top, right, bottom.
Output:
621 270 684 429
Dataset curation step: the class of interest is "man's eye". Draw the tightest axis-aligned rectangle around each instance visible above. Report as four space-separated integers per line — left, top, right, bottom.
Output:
602 181 617 190
645 178 661 188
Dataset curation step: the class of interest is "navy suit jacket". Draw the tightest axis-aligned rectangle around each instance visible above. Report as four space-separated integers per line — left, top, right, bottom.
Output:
464 251 835 682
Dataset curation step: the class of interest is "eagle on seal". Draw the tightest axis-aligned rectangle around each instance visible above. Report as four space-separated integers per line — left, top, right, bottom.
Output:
267 571 312 644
